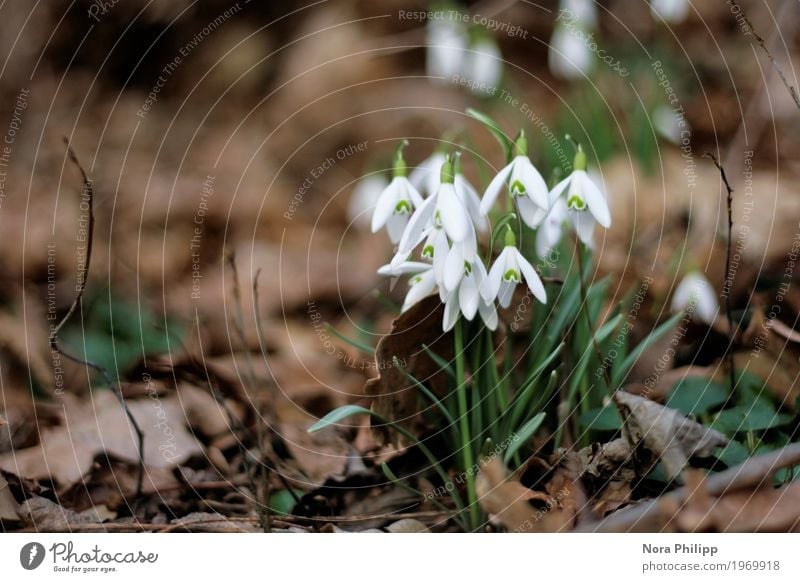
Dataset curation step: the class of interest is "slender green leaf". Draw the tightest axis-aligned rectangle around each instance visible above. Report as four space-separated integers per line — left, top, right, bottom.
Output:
504 412 546 463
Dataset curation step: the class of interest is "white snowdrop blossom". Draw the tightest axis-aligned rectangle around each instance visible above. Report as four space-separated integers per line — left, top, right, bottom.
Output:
409 151 446 196
453 157 488 233
549 0 597 80
378 261 438 313
349 173 389 229
548 148 611 245
426 16 468 81
651 0 689 24
371 142 423 244
652 104 688 145
479 132 549 228
671 271 719 325
442 257 497 332
463 36 502 94
481 233 547 309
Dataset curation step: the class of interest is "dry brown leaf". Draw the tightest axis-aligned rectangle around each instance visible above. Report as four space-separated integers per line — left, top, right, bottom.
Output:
614 391 728 480
365 295 452 444
0 473 19 524
0 390 202 486
17 496 100 531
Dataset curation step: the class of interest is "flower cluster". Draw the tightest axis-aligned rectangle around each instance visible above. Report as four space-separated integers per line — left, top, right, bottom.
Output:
371 125 612 331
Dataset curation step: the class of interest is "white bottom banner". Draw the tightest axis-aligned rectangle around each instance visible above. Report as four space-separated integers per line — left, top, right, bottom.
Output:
1 533 796 580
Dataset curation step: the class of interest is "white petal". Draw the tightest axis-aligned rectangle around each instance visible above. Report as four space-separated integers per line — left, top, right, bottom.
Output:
671 272 718 324
386 212 408 244
577 171 611 228
398 177 424 208
517 196 548 228
459 275 480 320
379 261 430 276
570 210 595 245
444 243 465 292
460 222 478 263
455 174 488 232
548 174 572 204
437 183 470 243
517 157 550 209
498 281 515 308
402 270 437 311
410 152 446 195
442 292 461 331
478 298 498 330
516 250 547 304
398 193 436 254
479 161 514 215
432 229 449 287
371 179 399 232
349 174 387 227
536 198 567 258
481 247 511 302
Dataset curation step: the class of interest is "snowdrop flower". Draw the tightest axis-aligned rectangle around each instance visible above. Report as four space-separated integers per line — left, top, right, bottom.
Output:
548 146 611 245
426 14 468 82
652 104 688 145
462 35 502 94
479 131 549 227
481 228 547 308
651 0 689 24
378 261 437 312
549 0 597 80
349 173 388 229
398 154 472 254
409 150 446 196
671 271 719 325
371 141 423 243
442 257 498 332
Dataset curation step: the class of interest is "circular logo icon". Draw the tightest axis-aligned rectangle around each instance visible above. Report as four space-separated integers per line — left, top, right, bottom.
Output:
20 542 46 570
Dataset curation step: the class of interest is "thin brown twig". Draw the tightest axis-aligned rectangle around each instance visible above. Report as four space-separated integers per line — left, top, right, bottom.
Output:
49 138 145 497
727 0 800 111
704 152 737 394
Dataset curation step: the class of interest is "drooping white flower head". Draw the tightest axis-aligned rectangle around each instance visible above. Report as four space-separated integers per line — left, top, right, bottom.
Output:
481 229 547 308
442 257 497 332
479 131 550 228
548 146 611 245
378 261 438 313
651 0 689 24
349 173 389 229
652 104 688 145
426 14 468 81
409 151 446 197
549 0 597 80
671 271 719 325
371 141 424 243
462 35 502 94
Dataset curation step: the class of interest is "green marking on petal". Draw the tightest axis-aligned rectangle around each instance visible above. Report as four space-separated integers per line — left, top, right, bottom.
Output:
421 245 435 258
434 210 443 228
410 275 423 285
510 179 526 196
464 261 472 275
503 268 520 282
394 199 412 214
567 194 587 210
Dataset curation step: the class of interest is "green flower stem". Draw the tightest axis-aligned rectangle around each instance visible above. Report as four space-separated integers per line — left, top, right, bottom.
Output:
454 320 479 531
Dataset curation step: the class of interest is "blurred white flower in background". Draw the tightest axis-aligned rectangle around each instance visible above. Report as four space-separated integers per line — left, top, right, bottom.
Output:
410 150 447 197
671 271 719 325
349 174 388 229
652 104 689 145
426 15 468 81
462 35 502 94
371 142 423 244
549 0 597 80
651 0 690 24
